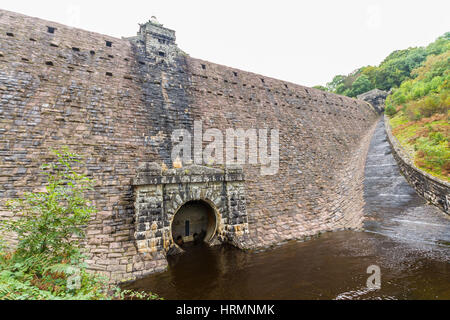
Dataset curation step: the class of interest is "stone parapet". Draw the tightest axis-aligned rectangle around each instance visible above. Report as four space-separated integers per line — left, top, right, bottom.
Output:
385 114 449 214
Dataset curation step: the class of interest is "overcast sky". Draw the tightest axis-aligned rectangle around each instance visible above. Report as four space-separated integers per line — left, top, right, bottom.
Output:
1 0 449 87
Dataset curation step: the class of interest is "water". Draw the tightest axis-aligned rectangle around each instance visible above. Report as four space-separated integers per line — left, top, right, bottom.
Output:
123 118 450 300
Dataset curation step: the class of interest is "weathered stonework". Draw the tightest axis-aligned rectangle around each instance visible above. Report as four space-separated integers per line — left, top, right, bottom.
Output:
357 89 389 114
385 115 450 214
0 9 380 282
132 163 249 257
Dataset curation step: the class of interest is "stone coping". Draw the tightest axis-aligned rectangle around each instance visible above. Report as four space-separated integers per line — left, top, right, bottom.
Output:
133 162 244 186
384 114 449 213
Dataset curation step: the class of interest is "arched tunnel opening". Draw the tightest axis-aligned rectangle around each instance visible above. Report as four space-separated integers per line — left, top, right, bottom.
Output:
171 200 217 250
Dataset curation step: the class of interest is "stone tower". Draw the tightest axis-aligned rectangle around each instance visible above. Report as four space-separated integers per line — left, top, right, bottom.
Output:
131 16 180 63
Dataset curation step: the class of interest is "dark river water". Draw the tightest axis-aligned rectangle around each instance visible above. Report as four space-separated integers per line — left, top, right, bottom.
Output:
124 118 450 300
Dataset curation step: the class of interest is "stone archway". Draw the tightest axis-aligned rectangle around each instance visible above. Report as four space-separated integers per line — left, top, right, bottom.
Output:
171 200 218 247
132 163 250 256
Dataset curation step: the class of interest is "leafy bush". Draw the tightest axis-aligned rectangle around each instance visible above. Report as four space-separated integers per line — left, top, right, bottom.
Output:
0 148 161 300
4 148 94 261
414 134 449 175
312 85 328 92
389 114 449 181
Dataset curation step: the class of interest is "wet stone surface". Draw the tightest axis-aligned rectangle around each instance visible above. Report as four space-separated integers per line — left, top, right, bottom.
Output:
363 118 450 246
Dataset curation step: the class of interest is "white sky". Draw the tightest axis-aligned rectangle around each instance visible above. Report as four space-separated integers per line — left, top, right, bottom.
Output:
1 0 449 87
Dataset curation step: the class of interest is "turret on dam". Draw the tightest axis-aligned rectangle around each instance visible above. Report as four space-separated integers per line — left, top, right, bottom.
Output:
0 9 379 282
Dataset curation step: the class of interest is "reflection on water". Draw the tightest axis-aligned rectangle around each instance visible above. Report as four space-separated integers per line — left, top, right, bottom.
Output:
123 119 450 299
124 232 450 300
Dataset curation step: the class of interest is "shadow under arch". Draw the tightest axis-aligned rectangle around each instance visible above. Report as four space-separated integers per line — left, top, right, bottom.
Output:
169 199 219 253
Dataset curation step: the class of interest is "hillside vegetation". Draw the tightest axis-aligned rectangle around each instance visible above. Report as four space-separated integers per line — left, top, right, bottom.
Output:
315 32 449 181
315 32 449 98
387 49 449 181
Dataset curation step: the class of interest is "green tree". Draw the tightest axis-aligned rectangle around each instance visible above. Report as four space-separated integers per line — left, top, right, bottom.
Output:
387 50 450 119
349 75 374 97
314 32 449 100
313 85 328 91
426 32 450 56
376 47 428 90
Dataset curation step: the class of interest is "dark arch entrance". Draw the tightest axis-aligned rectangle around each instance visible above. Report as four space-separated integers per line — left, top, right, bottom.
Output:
171 200 217 248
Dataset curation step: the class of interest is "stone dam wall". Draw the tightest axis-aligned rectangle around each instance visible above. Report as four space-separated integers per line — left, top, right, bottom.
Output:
385 115 450 214
0 9 379 282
